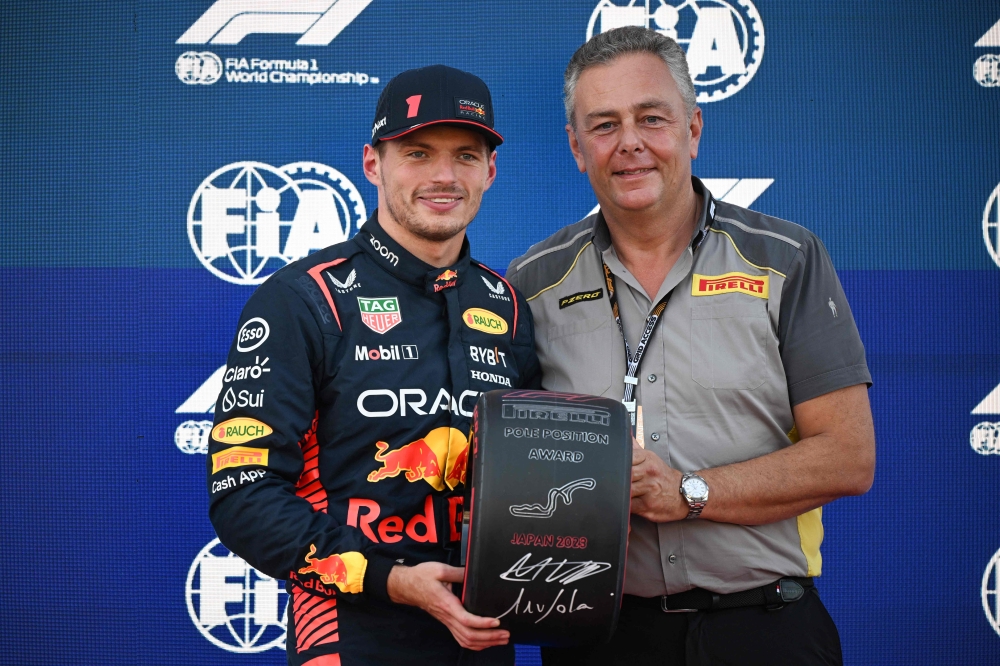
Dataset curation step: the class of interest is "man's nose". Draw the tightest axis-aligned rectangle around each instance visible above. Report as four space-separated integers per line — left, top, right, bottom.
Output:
619 120 644 153
429 155 458 182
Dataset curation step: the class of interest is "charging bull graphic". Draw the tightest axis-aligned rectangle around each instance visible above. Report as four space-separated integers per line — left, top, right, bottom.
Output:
367 426 469 491
298 544 366 594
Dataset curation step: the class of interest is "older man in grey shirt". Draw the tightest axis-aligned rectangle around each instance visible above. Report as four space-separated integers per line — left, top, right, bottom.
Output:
507 27 875 666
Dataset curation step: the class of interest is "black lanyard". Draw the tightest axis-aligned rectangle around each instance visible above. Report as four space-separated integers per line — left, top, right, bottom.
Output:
602 262 671 427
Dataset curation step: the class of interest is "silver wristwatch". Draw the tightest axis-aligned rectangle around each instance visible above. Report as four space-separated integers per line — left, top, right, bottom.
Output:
679 472 709 520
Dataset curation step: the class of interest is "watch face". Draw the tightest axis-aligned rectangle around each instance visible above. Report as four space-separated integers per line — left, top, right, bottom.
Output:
683 477 709 499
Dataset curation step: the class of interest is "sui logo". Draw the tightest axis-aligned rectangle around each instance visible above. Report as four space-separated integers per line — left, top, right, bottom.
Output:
176 51 223 84
186 538 288 653
586 0 764 103
188 161 366 285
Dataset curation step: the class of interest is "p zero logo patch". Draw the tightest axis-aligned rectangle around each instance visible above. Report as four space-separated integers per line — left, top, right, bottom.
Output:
463 308 508 335
692 272 769 299
212 446 269 473
559 289 604 309
213 417 273 444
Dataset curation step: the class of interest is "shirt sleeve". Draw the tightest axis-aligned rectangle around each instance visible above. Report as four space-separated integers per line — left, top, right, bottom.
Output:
207 277 396 602
510 284 542 389
778 235 872 406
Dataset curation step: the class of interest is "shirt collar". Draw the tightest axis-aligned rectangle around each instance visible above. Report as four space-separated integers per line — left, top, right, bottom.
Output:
355 209 472 290
590 175 716 252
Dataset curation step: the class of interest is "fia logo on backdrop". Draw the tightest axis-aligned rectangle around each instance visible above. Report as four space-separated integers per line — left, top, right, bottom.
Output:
186 538 288 653
983 547 1000 638
187 161 366 285
586 0 764 103
175 0 379 86
974 18 1000 87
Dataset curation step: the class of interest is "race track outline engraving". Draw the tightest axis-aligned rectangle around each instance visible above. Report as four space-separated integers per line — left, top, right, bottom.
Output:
509 478 596 518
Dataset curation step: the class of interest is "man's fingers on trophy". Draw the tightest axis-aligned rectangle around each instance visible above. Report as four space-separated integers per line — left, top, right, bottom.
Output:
438 564 466 583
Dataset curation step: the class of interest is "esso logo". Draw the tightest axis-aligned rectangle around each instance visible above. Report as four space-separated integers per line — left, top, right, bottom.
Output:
237 318 270 352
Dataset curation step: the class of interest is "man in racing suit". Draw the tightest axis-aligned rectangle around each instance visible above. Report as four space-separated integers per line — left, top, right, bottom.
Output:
207 65 540 666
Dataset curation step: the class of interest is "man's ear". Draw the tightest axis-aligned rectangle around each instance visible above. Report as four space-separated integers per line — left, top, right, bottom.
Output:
566 125 587 174
688 107 703 160
483 149 498 192
362 143 381 187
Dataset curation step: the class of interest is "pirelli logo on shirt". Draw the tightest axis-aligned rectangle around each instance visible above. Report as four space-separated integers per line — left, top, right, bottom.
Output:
212 446 269 473
692 272 769 299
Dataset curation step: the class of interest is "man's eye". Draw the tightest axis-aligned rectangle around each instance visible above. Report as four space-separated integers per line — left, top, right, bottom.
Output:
597 122 615 131
643 116 662 125
459 153 477 161
409 151 427 158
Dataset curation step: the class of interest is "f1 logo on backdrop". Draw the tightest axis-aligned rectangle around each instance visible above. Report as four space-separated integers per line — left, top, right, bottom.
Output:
587 0 764 103
178 0 375 45
187 161 366 285
186 538 288 653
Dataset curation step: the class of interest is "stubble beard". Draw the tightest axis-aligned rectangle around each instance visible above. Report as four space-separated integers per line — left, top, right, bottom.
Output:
382 174 479 243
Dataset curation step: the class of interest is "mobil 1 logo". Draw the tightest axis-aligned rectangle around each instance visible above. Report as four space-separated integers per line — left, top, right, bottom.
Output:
355 344 418 361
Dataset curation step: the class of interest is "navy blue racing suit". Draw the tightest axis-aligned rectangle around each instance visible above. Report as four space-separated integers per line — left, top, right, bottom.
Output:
207 211 541 665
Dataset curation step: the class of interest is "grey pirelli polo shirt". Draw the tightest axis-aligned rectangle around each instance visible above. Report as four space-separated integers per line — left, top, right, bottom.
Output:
506 177 871 596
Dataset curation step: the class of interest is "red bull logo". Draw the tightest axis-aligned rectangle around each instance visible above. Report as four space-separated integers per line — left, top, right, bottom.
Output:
297 544 366 593
433 269 458 292
367 427 469 491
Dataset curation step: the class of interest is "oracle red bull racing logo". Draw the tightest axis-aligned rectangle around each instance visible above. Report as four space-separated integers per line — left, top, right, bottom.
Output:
367 426 469 491
297 544 366 594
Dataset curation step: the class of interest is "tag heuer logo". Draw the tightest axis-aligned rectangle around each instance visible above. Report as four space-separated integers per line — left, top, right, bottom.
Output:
358 297 402 334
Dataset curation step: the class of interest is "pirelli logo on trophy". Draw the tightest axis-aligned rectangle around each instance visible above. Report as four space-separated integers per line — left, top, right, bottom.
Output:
692 272 769 299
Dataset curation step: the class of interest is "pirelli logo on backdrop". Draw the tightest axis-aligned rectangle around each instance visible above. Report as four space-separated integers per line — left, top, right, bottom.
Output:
692 272 769 299
212 446 269 473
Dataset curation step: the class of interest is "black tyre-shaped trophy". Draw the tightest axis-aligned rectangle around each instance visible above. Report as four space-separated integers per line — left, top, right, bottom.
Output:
462 390 632 646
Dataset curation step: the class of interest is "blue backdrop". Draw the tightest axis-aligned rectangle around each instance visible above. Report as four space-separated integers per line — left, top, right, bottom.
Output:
2 1 1000 663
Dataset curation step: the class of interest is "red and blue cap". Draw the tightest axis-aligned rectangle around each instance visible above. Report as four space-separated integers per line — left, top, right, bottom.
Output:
371 65 503 147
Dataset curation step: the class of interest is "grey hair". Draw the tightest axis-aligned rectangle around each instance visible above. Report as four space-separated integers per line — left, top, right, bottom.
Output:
563 26 697 126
